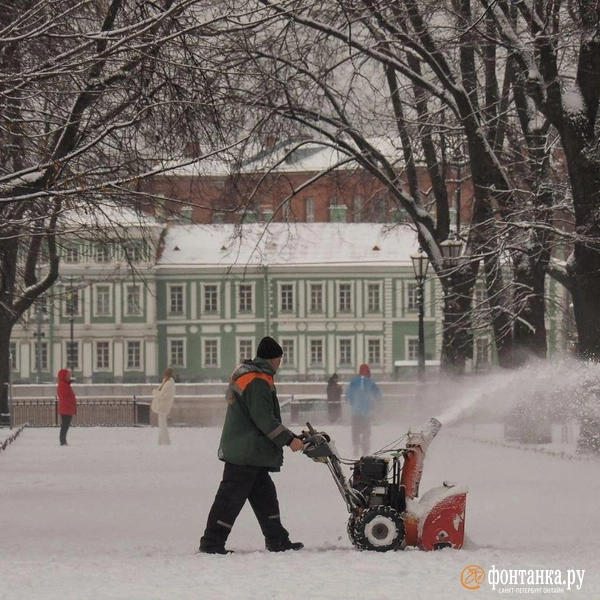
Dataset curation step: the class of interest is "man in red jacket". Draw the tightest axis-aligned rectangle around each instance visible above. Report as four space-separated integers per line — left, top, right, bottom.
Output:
57 368 77 446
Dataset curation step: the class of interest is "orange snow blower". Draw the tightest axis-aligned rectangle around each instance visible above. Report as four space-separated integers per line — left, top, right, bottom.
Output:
301 418 467 552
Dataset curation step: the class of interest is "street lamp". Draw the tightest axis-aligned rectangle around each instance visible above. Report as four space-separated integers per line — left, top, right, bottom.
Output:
410 249 430 382
66 282 76 372
440 238 464 263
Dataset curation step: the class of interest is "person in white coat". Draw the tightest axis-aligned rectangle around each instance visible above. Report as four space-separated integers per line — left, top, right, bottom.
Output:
151 368 176 445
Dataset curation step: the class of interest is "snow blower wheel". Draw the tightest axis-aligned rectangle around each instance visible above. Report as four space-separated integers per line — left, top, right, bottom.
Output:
349 506 405 552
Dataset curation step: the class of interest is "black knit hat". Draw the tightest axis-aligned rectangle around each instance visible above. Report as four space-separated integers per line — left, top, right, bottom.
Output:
257 336 283 359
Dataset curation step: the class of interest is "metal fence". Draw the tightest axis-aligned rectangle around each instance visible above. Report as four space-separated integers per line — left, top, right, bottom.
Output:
9 397 151 428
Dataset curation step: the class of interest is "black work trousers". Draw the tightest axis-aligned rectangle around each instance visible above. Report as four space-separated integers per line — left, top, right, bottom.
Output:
59 415 72 446
200 462 289 552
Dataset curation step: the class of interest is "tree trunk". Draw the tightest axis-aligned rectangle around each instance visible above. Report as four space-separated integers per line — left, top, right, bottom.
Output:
0 322 14 426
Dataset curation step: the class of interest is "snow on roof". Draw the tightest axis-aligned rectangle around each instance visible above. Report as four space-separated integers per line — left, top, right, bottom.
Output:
60 201 161 231
157 223 419 269
155 137 405 178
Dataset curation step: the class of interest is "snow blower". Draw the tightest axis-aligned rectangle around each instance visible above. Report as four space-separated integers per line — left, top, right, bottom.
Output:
301 417 467 552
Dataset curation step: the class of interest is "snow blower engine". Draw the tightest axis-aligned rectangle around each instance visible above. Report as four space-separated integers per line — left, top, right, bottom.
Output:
301 418 467 552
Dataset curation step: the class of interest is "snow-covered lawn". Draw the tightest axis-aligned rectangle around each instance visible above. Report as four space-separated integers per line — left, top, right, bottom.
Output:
2 418 600 600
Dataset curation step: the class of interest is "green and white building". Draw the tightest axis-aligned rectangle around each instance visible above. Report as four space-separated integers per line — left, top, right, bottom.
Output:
9 219 570 384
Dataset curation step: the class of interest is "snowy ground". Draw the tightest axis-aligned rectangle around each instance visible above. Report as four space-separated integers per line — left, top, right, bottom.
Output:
2 416 600 600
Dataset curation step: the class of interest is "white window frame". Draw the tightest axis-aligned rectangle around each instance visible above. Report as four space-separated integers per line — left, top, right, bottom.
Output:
366 337 383 366
94 284 112 317
306 197 315 222
124 284 143 317
10 341 18 371
125 340 143 370
94 340 112 371
201 283 220 316
65 340 80 371
237 282 255 315
203 338 221 368
279 282 296 313
63 245 80 264
63 288 82 318
406 282 418 312
168 338 186 368
366 282 382 313
337 282 353 313
237 337 254 363
406 337 419 362
280 337 297 367
33 340 50 372
167 283 186 317
337 337 354 367
308 337 325 367
475 337 491 366
308 282 324 314
95 243 111 264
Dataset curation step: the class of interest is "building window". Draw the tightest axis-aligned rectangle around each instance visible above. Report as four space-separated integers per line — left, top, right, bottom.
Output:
203 284 219 314
238 338 254 362
95 243 111 263
204 339 220 367
168 284 185 316
354 195 363 222
280 283 294 313
125 285 142 316
306 197 314 223
309 339 324 366
338 338 353 366
64 245 79 264
124 242 144 263
476 338 490 367
281 338 296 366
309 283 324 313
367 283 381 313
64 289 81 318
169 339 186 367
33 341 49 372
474 286 487 307
10 342 18 370
66 341 80 371
95 285 111 317
95 341 110 370
338 283 352 313
367 338 382 366
407 338 419 361
407 282 418 311
126 341 142 369
238 284 253 313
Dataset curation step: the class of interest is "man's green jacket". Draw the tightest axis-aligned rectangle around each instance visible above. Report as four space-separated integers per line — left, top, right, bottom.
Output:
218 357 295 471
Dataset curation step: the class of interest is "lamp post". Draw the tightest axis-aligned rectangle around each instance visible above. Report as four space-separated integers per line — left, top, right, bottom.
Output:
453 150 463 237
410 249 430 382
67 281 76 372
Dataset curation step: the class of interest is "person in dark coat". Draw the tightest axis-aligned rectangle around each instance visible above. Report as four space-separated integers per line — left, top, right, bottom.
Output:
57 368 77 446
199 336 305 555
326 373 343 423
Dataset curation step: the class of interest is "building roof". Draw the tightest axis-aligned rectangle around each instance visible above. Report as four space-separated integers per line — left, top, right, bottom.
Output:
157 223 419 270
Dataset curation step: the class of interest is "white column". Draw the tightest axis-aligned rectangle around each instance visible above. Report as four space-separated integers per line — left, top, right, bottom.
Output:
114 337 124 378
82 338 93 382
190 281 197 320
146 336 157 378
115 283 122 325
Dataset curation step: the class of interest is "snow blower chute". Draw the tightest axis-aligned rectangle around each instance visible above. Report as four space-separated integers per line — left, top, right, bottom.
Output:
301 418 467 552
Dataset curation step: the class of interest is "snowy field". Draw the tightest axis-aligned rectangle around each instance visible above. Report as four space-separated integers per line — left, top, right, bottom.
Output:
2 413 600 600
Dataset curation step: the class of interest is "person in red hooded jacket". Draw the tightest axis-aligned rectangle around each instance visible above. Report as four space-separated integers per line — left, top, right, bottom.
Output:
57 369 77 446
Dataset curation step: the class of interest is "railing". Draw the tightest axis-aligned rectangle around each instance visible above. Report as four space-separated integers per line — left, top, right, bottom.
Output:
9 397 151 427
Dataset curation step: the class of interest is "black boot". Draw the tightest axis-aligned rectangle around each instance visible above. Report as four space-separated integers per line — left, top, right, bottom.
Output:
266 539 304 552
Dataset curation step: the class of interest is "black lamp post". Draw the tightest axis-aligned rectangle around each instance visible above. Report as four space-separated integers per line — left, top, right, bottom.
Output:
453 150 463 237
410 249 430 382
67 283 76 372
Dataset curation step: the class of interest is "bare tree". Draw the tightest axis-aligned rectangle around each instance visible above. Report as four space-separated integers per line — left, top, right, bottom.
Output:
204 0 572 371
0 0 243 421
